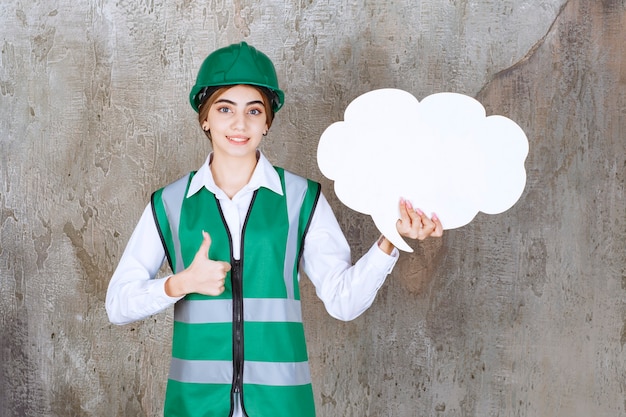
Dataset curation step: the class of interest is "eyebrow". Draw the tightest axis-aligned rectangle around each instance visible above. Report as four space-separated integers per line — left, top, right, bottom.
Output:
215 98 265 106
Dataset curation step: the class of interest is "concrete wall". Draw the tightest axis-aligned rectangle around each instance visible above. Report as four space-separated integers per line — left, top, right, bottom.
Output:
1 0 625 415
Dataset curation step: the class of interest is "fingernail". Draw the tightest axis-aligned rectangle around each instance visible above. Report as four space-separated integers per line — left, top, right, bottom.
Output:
416 208 424 215
432 213 438 220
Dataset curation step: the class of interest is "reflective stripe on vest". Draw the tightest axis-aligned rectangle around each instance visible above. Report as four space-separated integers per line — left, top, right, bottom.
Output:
174 298 303 323
151 173 190 274
168 358 311 386
151 167 320 417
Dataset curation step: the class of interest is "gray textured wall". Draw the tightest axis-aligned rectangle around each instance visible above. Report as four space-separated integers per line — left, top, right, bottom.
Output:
1 0 625 416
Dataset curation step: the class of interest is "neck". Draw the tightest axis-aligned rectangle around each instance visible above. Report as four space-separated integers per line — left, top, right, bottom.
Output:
210 151 258 199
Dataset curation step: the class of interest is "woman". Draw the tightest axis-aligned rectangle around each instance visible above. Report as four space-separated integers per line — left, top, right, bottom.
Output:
106 42 442 417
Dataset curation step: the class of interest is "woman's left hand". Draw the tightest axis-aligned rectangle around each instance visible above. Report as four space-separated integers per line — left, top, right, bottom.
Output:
396 198 443 240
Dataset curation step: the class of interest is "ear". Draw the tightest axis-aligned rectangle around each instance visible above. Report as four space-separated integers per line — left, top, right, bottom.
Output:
202 121 210 132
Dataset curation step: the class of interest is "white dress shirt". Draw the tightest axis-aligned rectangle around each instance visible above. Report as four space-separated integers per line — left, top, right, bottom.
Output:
105 152 399 325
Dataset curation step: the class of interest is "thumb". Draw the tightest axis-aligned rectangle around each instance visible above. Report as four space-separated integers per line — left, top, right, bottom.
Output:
196 230 212 259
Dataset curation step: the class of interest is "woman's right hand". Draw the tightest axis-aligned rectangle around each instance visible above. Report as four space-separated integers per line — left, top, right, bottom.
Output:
164 231 232 297
396 198 443 240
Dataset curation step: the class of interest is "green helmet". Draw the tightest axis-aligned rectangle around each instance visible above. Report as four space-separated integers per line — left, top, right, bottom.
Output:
189 42 285 113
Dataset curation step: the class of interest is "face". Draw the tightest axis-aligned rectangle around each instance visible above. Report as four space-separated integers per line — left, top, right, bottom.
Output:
202 85 269 159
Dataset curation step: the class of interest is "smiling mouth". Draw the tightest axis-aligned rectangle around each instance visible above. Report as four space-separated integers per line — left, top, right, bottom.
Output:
227 136 249 143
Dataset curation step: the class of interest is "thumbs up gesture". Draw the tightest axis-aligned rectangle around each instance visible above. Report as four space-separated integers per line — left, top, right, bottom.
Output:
164 231 232 297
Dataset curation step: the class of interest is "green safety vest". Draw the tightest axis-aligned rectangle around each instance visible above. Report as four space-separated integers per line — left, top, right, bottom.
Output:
151 167 321 417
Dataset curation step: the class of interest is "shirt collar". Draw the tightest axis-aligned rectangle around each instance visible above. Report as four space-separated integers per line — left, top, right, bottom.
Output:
186 151 284 198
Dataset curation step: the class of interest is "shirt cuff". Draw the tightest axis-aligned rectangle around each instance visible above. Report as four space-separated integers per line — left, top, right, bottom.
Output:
151 276 185 306
369 241 400 274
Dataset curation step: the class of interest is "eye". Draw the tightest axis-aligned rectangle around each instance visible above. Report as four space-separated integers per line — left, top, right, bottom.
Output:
248 108 262 116
217 106 231 113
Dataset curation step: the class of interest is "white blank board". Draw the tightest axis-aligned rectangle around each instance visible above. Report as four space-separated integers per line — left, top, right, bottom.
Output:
317 89 529 252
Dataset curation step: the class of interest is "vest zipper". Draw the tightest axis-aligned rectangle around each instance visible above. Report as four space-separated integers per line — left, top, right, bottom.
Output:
230 191 256 417
232 258 244 399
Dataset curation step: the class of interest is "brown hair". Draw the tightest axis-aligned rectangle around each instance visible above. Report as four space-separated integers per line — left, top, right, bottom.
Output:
197 85 275 141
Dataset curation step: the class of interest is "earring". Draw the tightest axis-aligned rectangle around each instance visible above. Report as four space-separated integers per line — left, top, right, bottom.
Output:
263 131 268 136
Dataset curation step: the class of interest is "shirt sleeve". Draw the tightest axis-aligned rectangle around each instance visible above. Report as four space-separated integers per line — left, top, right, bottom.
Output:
105 203 183 325
300 192 399 321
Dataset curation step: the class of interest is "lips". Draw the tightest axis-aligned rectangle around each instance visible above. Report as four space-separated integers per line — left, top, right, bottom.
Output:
227 136 249 143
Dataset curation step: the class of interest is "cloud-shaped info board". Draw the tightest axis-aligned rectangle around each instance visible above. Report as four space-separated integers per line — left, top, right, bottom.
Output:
317 89 529 252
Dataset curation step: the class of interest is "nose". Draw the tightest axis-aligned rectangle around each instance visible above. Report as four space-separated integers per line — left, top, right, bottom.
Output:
231 111 246 131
